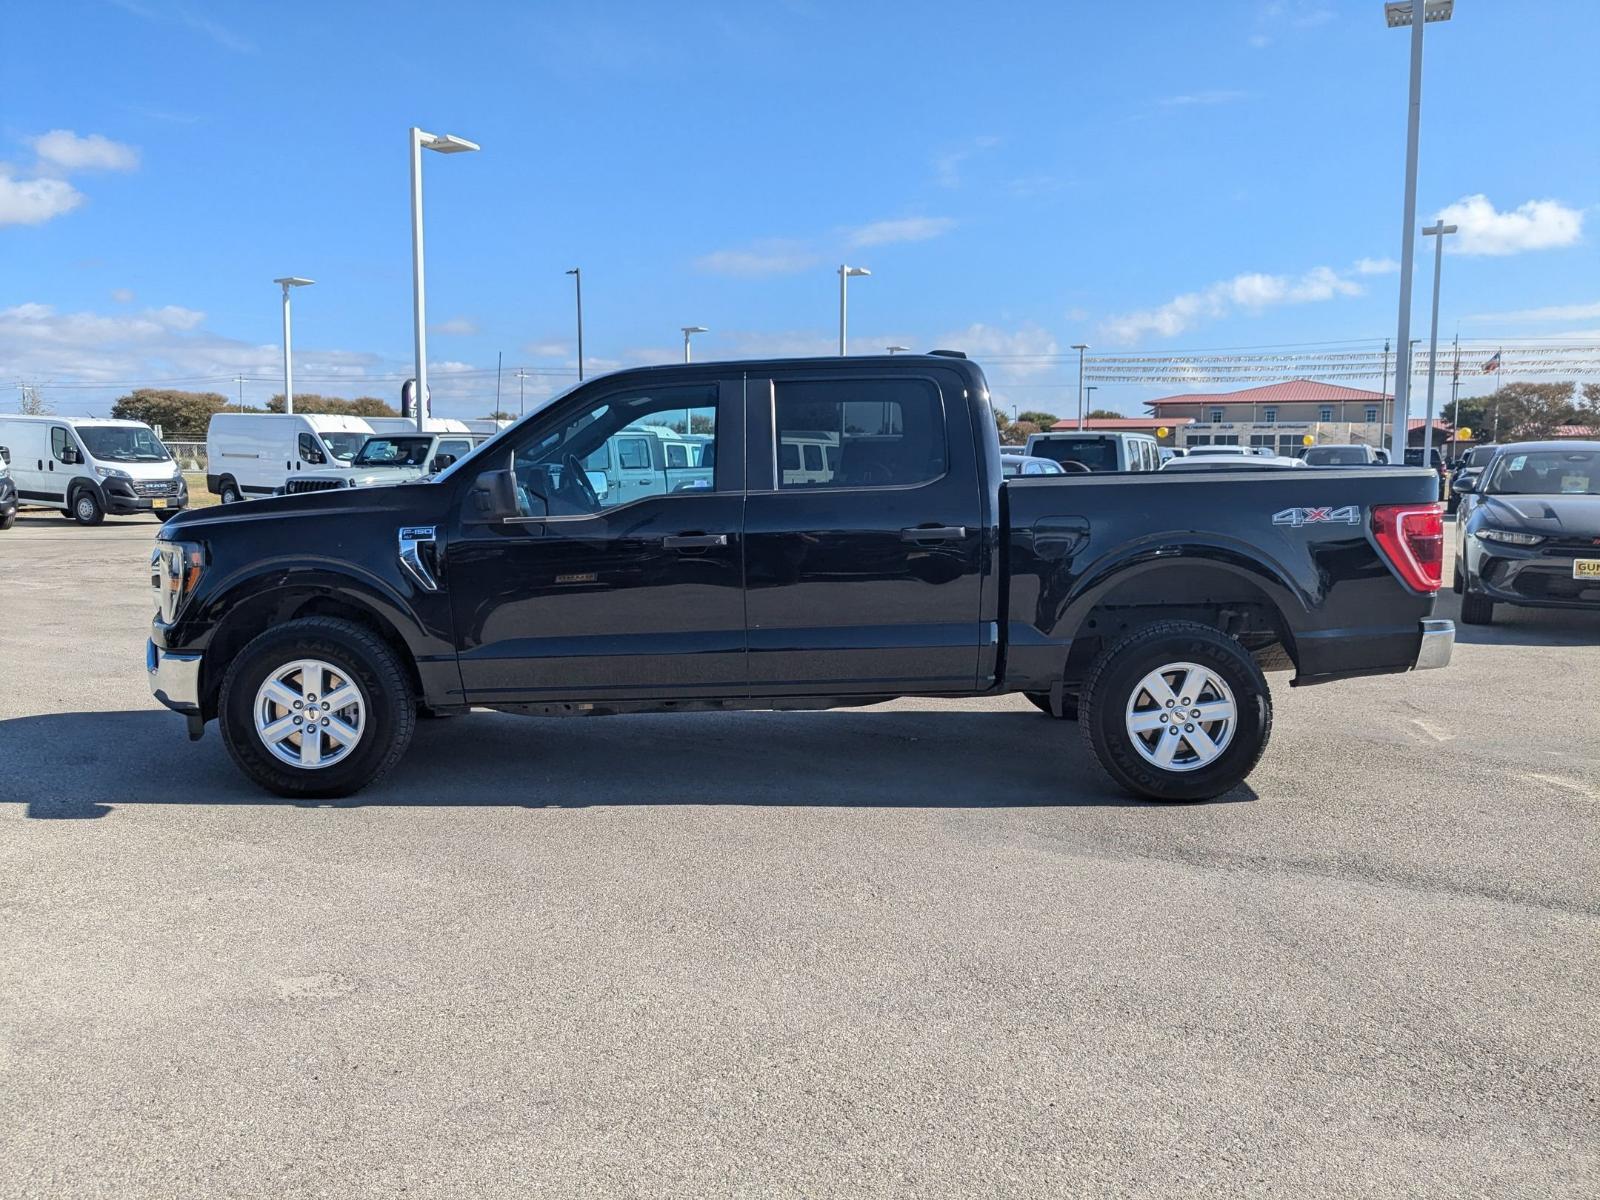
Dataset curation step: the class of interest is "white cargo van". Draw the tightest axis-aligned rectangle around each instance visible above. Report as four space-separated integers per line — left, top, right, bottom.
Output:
0 414 186 524
205 413 375 503
363 417 474 436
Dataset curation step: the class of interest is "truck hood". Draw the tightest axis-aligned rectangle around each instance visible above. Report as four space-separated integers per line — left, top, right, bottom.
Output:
1478 493 1600 540
160 480 441 533
107 460 182 482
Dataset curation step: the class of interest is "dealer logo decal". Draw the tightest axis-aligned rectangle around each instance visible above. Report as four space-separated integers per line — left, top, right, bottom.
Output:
1272 505 1362 528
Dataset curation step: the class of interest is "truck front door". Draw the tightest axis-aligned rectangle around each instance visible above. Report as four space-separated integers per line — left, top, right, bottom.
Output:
445 379 747 703
742 369 985 695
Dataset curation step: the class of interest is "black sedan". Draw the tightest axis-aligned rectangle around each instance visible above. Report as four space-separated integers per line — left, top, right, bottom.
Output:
1453 441 1600 624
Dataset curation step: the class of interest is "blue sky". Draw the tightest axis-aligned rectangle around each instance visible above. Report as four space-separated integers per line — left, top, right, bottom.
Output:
3 0 1597 419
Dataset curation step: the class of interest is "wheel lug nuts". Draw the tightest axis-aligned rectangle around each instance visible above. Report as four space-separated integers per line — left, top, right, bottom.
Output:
1165 700 1174 708
1170 727 1180 736
1185 723 1195 732
293 701 303 709
1159 714 1169 723
1180 697 1191 705
306 694 316 702
321 702 330 710
292 716 302 725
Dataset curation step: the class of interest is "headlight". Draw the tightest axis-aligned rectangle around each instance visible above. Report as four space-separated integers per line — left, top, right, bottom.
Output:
1475 527 1544 546
95 465 132 481
150 539 205 623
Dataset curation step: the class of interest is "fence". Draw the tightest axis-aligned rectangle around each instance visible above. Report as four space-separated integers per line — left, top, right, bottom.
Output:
164 441 207 471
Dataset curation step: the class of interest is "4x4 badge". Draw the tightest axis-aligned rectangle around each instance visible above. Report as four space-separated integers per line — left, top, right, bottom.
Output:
1273 505 1361 528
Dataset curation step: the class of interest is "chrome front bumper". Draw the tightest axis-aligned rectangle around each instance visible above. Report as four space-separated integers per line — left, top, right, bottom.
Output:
147 639 202 712
1414 618 1454 671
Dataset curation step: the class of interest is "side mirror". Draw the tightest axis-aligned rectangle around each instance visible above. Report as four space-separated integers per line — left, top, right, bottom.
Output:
430 453 457 472
468 468 526 522
61 447 79 465
1454 475 1476 494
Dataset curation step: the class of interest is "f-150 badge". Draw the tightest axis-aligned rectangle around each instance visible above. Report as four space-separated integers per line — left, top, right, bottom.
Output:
1273 505 1361 527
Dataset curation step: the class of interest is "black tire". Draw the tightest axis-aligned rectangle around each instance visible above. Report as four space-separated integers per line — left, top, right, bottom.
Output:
70 488 104 526
218 476 242 505
1460 591 1495 625
0 511 14 531
1452 561 1464 594
1081 620 1272 803
219 617 416 799
1025 691 1078 720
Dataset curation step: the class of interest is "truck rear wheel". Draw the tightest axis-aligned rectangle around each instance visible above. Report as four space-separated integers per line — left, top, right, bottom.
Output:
219 617 416 799
1080 621 1272 802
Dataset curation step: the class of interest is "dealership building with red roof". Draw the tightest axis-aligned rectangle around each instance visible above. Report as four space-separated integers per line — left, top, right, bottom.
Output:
1140 379 1453 453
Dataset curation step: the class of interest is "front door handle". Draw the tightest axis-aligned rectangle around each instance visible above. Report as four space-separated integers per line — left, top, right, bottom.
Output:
662 534 727 549
900 525 967 541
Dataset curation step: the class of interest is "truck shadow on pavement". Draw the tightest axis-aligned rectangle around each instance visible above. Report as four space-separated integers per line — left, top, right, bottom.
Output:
0 707 1254 818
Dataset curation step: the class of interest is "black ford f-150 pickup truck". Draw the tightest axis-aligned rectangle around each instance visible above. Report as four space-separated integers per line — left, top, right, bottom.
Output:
148 354 1453 802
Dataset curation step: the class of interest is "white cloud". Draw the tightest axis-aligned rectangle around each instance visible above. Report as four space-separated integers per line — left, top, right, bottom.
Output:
1467 299 1600 323
846 216 956 248
111 288 136 304
1436 194 1583 256
429 316 479 336
1100 265 1364 345
107 0 254 53
0 170 83 225
695 240 818 276
1354 257 1399 275
1158 90 1249 107
522 339 571 358
932 135 1000 189
31 130 140 173
936 323 1060 383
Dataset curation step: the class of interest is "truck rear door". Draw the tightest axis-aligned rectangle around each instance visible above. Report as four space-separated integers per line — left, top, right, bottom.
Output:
742 367 985 695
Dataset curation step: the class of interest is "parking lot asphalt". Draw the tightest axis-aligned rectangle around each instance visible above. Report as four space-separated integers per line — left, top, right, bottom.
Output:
1 511 1597 1199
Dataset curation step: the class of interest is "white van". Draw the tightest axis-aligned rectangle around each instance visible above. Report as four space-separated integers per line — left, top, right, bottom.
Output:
205 413 375 503
1024 430 1162 473
0 415 186 524
362 416 474 436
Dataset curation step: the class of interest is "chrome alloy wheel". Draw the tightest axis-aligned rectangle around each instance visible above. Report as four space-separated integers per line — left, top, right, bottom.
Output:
1124 661 1237 773
252 658 366 770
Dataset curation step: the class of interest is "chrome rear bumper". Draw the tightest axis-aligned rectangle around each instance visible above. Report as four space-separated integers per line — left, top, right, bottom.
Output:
1414 618 1454 671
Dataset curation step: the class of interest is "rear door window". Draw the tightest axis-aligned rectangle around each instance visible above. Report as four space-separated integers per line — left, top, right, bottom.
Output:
773 377 946 490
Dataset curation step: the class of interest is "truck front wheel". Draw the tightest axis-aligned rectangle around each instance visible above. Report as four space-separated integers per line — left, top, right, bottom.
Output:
1080 621 1272 802
219 617 416 799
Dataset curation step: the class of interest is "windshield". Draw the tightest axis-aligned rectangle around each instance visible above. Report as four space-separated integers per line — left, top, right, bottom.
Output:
354 436 434 467
76 424 171 463
1030 438 1119 471
321 432 366 462
1484 449 1600 496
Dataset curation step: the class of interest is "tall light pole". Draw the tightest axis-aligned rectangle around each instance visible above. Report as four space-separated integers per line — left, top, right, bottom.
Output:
566 268 584 380
272 277 313 415
1420 219 1456 460
410 126 479 431
1380 339 1391 444
1083 385 1099 422
1072 343 1089 429
887 344 910 355
1384 0 1453 465
681 325 707 363
514 367 531 419
838 264 869 355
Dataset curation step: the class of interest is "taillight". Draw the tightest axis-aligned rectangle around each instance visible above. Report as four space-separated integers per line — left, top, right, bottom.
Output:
1371 503 1443 592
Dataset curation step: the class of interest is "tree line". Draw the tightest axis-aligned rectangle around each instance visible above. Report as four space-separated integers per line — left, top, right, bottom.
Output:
1442 382 1600 443
992 407 1122 445
109 389 401 438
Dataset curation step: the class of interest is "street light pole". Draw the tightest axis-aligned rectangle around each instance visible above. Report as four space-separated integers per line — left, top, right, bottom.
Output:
681 325 707 363
838 264 869 355
1384 0 1453 464
1071 344 1089 429
886 344 910 355
272 277 313 415
566 268 584 380
1083 385 1098 422
1421 219 1456 460
514 367 529 419
409 126 479 431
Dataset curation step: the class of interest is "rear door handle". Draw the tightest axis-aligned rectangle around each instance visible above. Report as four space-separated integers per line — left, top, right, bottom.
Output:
662 534 728 549
900 525 967 541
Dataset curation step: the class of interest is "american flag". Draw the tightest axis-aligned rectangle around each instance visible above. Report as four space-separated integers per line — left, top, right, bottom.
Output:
1482 351 1501 374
